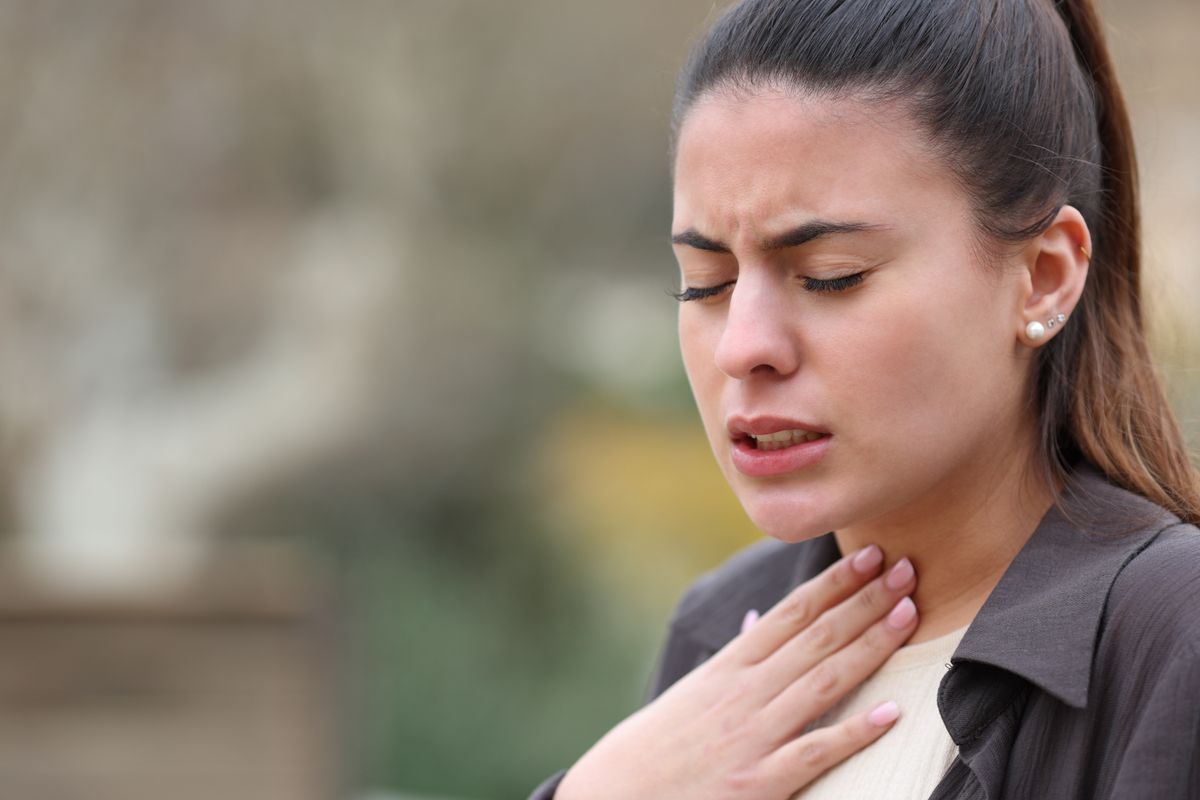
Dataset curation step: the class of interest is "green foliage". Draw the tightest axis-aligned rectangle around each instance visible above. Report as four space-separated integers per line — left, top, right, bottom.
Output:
245 470 664 800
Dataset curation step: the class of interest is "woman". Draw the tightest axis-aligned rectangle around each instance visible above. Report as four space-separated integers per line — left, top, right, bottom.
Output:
532 0 1200 797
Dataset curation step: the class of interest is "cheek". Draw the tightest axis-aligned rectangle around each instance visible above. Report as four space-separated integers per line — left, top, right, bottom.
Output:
831 277 1011 442
678 311 726 431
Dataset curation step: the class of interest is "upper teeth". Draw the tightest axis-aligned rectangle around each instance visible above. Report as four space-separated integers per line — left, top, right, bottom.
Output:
751 430 824 443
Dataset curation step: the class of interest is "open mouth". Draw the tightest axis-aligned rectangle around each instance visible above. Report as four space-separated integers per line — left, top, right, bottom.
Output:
741 429 831 451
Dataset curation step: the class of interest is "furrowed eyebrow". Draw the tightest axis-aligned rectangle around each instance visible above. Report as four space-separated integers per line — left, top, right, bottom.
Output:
670 220 889 253
670 229 728 252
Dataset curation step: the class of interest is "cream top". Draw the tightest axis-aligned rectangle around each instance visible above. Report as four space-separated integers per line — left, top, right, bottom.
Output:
791 623 970 800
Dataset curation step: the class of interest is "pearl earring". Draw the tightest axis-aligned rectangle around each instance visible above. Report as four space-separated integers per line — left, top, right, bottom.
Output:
1025 312 1067 342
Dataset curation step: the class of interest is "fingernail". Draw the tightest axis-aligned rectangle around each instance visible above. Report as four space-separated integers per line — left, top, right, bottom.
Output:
868 700 900 727
851 544 883 574
741 609 759 633
884 557 914 590
886 596 917 629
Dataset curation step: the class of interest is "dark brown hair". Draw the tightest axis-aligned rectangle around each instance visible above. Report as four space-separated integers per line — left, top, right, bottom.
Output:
672 0 1200 525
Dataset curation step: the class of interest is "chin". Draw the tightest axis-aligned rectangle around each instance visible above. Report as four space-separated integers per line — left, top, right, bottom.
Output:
736 486 845 543
752 517 835 544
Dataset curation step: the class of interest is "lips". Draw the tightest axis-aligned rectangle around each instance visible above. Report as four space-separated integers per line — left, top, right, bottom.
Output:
727 415 829 439
726 415 832 477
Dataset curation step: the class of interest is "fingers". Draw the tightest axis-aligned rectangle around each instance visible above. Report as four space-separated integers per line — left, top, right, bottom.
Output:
759 597 919 735
755 557 917 692
731 544 885 665
767 701 901 792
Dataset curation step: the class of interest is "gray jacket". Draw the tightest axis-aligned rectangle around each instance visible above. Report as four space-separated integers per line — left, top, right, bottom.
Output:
531 463 1200 798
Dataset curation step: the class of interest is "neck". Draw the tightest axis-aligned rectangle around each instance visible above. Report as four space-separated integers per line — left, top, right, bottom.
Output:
834 443 1057 645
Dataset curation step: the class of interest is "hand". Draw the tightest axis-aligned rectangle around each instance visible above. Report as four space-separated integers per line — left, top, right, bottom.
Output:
555 545 919 800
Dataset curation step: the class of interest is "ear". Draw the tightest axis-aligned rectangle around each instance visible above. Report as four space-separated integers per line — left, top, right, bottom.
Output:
1016 205 1091 347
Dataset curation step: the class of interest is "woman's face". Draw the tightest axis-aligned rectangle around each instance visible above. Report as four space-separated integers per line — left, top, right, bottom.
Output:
673 90 1035 541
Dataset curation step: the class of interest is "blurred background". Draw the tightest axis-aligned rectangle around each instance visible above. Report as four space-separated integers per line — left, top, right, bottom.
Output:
0 1 1194 798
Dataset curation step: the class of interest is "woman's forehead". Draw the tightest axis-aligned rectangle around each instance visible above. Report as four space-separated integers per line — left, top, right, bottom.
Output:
671 90 962 240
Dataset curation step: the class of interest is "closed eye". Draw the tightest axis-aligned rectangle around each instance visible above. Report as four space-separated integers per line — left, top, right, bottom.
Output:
672 271 866 302
671 280 735 302
802 272 866 293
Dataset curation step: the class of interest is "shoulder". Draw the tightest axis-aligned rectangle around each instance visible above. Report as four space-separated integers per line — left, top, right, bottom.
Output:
1059 463 1200 658
1104 520 1200 661
1091 523 1200 796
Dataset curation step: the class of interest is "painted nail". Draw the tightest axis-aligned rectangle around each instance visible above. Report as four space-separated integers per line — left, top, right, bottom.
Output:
868 700 901 727
851 544 883 574
886 596 917 629
741 609 760 633
884 557 914 590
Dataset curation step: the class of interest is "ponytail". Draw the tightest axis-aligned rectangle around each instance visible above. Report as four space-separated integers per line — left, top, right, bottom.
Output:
1040 0 1200 524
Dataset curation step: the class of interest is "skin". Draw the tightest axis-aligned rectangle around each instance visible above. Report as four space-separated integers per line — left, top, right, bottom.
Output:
556 88 1090 798
674 89 1090 643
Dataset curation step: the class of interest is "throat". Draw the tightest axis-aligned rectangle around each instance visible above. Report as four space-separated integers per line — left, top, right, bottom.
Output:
834 459 1056 647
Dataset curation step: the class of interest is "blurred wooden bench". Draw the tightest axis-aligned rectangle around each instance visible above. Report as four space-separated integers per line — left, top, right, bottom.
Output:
0 541 343 800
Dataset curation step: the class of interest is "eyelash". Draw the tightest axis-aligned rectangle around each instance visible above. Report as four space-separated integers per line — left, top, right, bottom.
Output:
671 281 734 302
671 272 866 302
805 272 866 293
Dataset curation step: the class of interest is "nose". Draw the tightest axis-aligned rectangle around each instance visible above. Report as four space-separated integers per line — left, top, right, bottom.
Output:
712 272 801 380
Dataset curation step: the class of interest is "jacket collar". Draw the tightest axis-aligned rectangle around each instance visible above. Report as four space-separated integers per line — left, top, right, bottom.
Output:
947 462 1176 710
671 462 1177 711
